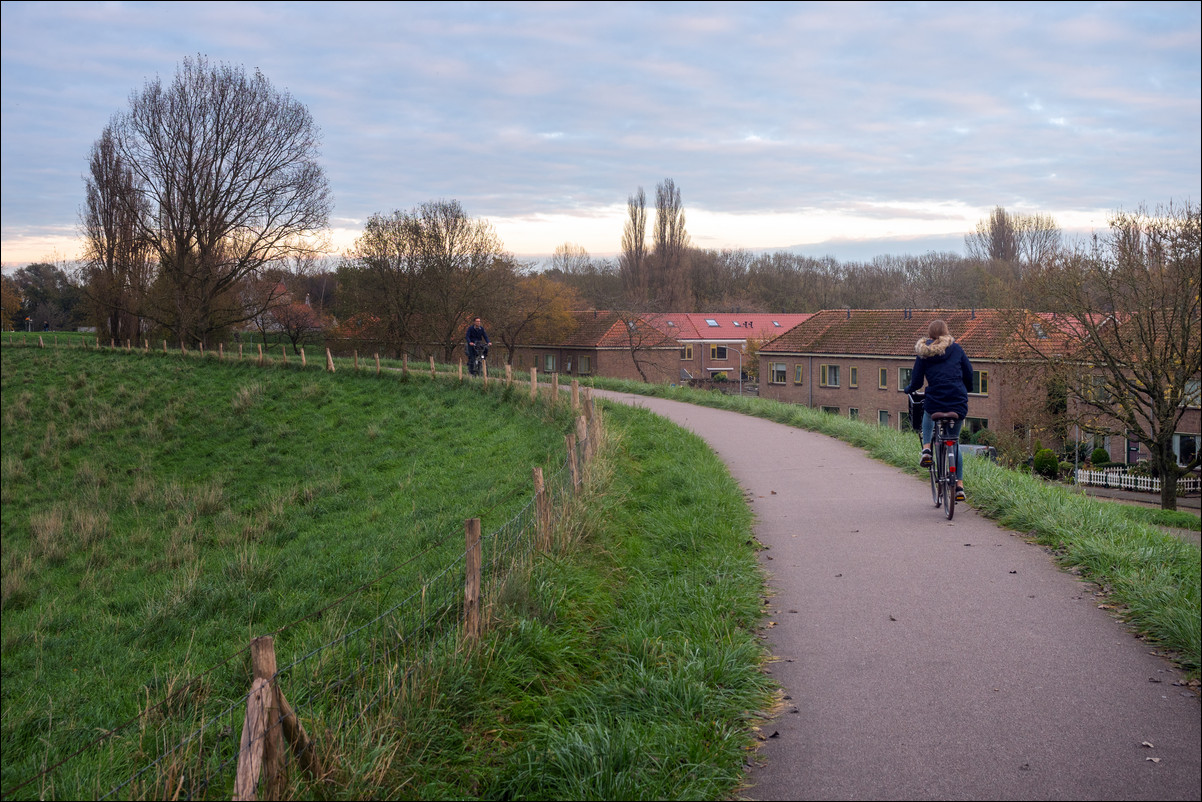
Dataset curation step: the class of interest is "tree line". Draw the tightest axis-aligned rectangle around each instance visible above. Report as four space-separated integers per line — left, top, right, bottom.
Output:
0 54 1196 507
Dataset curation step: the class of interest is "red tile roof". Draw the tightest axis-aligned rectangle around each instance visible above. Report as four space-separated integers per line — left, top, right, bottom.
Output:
759 309 1073 360
649 313 814 341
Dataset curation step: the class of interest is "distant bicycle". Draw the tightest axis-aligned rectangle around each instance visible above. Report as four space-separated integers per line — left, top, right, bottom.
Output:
467 342 488 377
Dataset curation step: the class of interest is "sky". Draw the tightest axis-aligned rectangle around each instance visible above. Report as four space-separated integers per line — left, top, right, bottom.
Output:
1 1 1199 271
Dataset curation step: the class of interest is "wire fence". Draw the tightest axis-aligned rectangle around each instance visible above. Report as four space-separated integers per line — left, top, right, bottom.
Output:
0 335 602 801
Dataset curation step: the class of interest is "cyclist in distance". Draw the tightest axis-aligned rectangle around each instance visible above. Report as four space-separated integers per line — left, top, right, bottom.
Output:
902 319 974 501
465 316 491 375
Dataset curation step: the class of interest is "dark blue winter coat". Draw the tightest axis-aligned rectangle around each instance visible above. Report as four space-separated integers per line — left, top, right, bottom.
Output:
902 335 973 418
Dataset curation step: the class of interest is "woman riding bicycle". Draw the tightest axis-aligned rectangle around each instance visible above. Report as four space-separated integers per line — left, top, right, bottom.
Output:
902 319 974 502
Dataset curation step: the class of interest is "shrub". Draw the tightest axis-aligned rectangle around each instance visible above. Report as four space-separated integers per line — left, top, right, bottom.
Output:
1033 448 1059 479
1090 447 1110 466
1058 461 1075 479
712 372 728 382
974 427 998 447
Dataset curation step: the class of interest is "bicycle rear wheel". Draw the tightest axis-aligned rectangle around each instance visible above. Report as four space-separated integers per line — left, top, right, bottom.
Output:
942 447 956 520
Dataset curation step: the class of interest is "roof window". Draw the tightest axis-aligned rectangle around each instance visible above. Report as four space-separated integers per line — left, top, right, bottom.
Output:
705 319 719 327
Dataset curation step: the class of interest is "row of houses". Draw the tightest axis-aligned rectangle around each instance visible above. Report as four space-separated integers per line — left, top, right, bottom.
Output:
504 308 1200 468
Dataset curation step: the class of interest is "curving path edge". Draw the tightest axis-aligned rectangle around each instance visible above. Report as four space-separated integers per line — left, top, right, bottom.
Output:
593 390 1200 801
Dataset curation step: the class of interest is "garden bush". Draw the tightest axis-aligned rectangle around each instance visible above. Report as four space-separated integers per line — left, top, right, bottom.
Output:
1090 447 1110 466
1033 448 1059 479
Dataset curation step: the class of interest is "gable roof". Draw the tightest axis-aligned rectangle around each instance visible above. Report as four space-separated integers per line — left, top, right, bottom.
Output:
524 310 680 349
759 309 1073 360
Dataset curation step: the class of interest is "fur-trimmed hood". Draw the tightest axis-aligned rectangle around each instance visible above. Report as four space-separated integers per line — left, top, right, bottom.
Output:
915 334 955 358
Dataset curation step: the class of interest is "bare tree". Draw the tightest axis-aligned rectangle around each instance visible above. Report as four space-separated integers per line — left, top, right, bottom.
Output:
107 54 331 346
1021 202 1201 510
490 272 581 364
340 210 424 357
965 206 1062 306
545 243 621 308
652 178 691 309
80 126 153 342
620 188 648 305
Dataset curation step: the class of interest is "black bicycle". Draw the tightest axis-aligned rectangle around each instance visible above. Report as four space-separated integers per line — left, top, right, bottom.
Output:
467 342 488 377
929 412 961 520
908 391 958 520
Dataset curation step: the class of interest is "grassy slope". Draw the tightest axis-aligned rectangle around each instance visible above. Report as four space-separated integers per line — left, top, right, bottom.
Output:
1 346 775 800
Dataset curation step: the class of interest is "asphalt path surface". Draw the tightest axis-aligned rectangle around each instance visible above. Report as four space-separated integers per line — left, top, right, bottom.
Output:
591 390 1201 801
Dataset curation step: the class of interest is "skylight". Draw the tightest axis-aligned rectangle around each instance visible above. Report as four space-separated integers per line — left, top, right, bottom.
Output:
732 321 741 327
773 321 781 327
705 319 719 327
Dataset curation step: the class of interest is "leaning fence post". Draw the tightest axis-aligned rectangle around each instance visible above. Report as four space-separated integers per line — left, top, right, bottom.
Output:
464 518 482 641
326 348 336 372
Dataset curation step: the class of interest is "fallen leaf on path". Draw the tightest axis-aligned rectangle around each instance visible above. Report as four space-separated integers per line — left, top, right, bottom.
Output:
1146 757 1161 764
1142 741 1154 748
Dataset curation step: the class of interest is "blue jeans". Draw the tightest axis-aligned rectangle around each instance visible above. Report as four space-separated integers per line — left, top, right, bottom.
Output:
922 412 965 483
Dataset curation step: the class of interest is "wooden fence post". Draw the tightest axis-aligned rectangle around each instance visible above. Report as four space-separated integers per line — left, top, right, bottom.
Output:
354 350 359 371
458 359 464 380
402 354 409 376
219 343 224 360
571 380 579 412
301 347 306 367
505 364 513 386
326 348 336 372
576 416 588 479
533 467 550 550
233 677 270 801
430 355 436 378
566 433 579 489
529 368 537 401
258 344 264 365
281 345 287 365
233 637 287 800
464 518 482 641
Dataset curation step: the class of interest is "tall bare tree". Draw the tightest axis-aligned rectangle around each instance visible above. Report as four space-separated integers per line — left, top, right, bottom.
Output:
80 126 153 342
107 54 331 346
619 188 648 305
651 178 691 309
965 206 1062 306
1022 202 1201 510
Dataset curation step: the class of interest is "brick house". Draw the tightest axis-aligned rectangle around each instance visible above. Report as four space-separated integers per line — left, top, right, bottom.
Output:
652 313 814 382
507 310 681 383
756 309 1062 438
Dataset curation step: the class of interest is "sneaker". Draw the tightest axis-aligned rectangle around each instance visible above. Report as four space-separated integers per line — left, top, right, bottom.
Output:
955 488 966 502
920 448 932 468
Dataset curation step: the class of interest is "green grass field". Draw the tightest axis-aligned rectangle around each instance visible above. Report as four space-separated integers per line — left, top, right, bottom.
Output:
0 344 775 800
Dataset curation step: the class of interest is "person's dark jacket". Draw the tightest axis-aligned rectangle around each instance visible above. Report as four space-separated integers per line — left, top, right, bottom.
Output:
902 335 973 418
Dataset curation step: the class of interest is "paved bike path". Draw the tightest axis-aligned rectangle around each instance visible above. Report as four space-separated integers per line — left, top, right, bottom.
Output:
593 391 1200 801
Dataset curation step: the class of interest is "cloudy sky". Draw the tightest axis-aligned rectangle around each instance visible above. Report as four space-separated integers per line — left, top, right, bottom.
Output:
2 1 1198 269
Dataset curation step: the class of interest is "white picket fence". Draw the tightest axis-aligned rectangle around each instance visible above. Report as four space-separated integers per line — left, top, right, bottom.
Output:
1075 468 1202 495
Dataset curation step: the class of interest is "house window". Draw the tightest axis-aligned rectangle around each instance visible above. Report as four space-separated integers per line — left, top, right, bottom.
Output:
681 344 693 360
579 356 591 374
898 367 913 390
769 362 787 384
1174 433 1200 466
849 408 859 420
710 344 728 360
849 367 858 388
821 406 840 414
964 417 989 436
1087 374 1109 402
794 364 804 384
971 370 989 395
1184 379 1201 408
879 368 888 389
820 364 839 387
878 410 889 426
565 358 573 373
543 354 556 373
